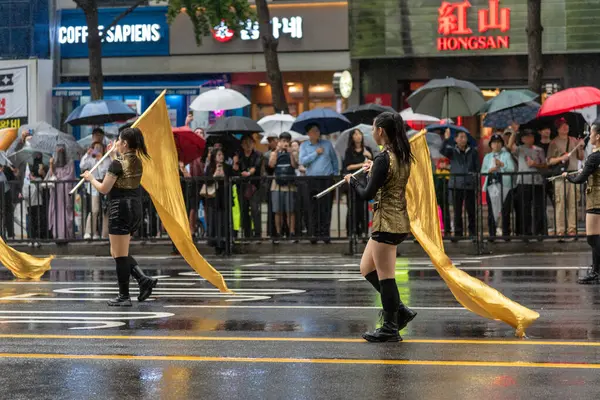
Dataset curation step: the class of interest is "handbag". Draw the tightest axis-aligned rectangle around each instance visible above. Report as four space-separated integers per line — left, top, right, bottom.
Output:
200 183 216 198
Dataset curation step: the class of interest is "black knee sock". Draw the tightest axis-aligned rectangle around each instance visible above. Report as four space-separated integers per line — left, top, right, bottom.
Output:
127 256 138 267
380 279 400 313
364 271 381 292
588 235 600 271
115 256 131 297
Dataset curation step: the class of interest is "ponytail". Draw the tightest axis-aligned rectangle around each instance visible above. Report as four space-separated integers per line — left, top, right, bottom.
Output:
120 127 150 160
374 111 413 164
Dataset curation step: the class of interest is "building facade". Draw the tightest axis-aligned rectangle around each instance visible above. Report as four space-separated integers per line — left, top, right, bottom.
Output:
53 1 350 137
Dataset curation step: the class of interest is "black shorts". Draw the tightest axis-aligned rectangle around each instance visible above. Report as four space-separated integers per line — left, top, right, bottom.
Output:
108 198 142 235
371 232 409 246
587 208 600 215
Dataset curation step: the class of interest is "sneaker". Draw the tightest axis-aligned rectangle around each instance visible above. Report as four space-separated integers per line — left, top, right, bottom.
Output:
34 242 41 248
92 235 101 240
272 235 280 245
27 242 33 248
83 233 91 240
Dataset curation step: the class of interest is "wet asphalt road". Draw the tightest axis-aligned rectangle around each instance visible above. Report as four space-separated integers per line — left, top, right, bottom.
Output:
0 252 599 400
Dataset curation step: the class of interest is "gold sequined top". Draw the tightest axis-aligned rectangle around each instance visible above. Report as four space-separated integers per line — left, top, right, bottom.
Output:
107 152 143 198
567 148 600 210
350 149 411 234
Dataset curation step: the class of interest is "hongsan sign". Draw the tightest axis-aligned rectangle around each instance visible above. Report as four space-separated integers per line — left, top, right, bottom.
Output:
437 0 510 51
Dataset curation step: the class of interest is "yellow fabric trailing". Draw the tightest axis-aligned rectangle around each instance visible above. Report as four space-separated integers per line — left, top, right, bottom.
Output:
407 130 539 337
0 236 52 279
132 91 229 292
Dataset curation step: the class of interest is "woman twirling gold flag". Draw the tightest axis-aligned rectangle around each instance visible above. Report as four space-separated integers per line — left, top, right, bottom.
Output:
407 129 539 337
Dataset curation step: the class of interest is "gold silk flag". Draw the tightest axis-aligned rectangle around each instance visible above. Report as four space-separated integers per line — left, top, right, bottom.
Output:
132 91 229 292
0 236 52 279
407 130 539 337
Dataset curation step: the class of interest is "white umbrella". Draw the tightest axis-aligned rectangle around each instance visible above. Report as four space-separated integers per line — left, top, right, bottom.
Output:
334 124 380 158
77 133 116 148
190 87 250 111
258 113 295 137
400 107 440 123
260 130 309 144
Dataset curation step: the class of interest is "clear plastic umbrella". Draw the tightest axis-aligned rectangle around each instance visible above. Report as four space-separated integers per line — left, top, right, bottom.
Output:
258 113 295 137
334 124 380 158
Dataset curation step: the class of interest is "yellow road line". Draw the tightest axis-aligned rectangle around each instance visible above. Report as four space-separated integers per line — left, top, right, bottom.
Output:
0 352 598 369
1 334 600 347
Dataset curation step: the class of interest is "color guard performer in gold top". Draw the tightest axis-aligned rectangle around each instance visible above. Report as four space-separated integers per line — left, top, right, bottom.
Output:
344 112 417 342
563 121 600 284
82 126 158 306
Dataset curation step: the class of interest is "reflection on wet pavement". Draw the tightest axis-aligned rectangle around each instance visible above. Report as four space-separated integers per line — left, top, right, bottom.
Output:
0 252 599 399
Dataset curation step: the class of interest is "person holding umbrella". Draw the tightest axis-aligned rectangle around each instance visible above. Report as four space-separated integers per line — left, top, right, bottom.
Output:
299 124 339 244
343 112 416 342
82 127 157 306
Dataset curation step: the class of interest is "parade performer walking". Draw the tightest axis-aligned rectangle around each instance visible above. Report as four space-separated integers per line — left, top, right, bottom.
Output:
82 127 157 306
564 121 600 284
344 112 417 342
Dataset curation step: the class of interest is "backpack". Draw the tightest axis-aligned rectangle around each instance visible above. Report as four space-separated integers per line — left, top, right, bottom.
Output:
274 152 295 186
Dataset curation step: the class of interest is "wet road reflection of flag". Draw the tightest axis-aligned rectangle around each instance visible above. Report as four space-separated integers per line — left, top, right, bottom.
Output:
133 90 229 292
407 130 539 337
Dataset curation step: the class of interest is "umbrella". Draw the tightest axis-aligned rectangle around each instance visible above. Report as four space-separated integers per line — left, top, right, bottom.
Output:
480 89 539 114
334 124 381 158
190 87 250 112
206 116 264 135
407 130 443 159
77 133 116 148
399 107 440 123
28 130 84 161
426 123 477 148
7 148 51 168
65 100 137 126
521 112 587 138
342 103 396 125
538 86 600 117
407 77 485 119
291 107 352 135
172 126 205 165
260 131 309 144
258 113 295 137
483 102 540 129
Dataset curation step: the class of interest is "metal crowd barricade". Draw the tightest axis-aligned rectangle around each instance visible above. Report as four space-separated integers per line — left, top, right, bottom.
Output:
0 170 590 256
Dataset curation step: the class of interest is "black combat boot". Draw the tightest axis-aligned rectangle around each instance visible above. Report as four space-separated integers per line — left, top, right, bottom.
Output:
130 264 158 302
363 311 402 343
578 266 600 284
397 305 417 330
108 257 132 307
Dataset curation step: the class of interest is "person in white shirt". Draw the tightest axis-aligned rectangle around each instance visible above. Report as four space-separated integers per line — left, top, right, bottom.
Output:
79 141 111 239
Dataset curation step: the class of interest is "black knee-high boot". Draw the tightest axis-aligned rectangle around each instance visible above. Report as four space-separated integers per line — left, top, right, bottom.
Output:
580 235 600 284
364 271 417 330
363 279 401 342
128 256 158 302
108 256 132 306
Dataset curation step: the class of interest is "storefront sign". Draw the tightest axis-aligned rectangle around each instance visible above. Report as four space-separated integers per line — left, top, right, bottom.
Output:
212 16 303 42
437 0 510 51
0 66 28 128
59 7 169 58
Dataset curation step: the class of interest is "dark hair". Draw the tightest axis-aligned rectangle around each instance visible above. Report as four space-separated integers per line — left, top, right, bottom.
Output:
591 121 600 135
305 123 320 133
90 141 106 153
207 148 225 176
346 129 364 155
119 127 150 159
92 127 105 136
489 134 504 148
279 132 292 141
374 112 413 164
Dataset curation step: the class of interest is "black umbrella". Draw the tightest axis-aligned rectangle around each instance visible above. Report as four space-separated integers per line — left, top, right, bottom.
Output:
407 77 484 119
206 116 264 135
342 103 396 125
65 100 137 126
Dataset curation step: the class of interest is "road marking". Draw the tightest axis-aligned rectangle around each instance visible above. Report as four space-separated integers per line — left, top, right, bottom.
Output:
0 353 598 369
0 311 173 330
162 305 466 310
4 334 600 347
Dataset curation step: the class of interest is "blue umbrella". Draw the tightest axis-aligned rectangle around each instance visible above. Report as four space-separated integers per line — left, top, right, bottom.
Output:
483 102 540 129
65 100 137 126
426 123 477 148
290 108 352 134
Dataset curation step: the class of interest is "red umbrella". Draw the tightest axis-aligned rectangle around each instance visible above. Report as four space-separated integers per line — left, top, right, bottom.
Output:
538 86 600 117
172 126 205 165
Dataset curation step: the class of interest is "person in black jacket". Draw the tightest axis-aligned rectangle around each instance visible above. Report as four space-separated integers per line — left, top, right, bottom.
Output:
440 129 479 240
